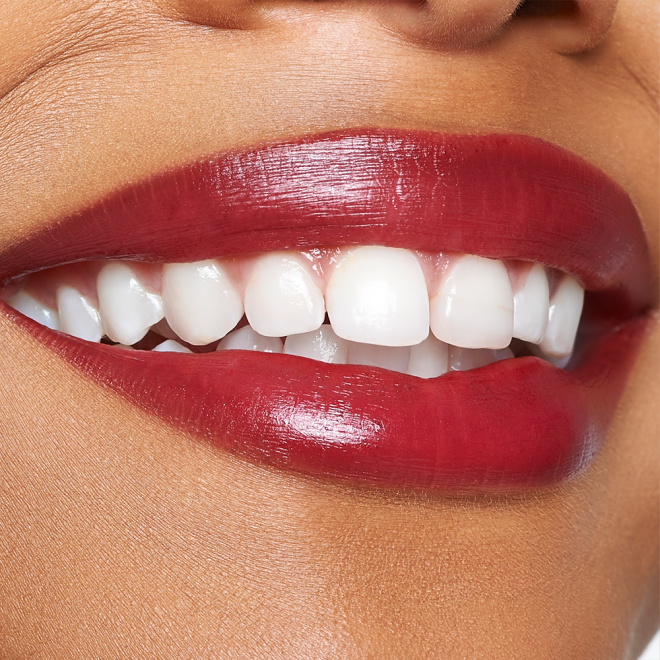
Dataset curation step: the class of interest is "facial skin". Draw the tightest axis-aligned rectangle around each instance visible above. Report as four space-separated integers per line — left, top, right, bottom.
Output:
0 0 657 657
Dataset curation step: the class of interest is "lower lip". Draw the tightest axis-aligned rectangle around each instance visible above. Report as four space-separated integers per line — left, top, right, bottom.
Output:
5 303 648 491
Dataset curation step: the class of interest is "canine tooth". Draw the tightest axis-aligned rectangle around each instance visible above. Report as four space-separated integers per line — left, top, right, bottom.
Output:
97 263 164 345
244 253 325 337
539 275 584 358
448 346 513 372
283 324 349 364
407 335 449 379
162 260 243 345
216 326 283 353
347 342 411 373
7 290 59 330
56 285 103 342
152 339 192 353
326 246 429 347
512 263 549 344
430 255 513 350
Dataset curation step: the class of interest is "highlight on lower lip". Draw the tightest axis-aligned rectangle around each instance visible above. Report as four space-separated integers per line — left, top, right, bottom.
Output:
4 302 648 491
0 129 653 492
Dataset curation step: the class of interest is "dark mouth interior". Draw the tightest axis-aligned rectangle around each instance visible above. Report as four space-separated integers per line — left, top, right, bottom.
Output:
514 0 578 18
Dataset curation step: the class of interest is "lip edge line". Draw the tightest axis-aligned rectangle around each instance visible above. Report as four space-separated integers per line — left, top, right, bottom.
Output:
1 298 651 493
0 128 653 320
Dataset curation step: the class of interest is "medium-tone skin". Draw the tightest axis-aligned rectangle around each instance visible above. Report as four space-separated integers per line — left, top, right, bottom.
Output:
0 0 657 657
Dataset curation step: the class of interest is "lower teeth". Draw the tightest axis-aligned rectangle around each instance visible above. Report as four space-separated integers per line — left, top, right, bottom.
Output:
99 321 557 378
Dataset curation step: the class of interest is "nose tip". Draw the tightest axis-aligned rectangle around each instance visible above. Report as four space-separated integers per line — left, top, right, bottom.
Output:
386 0 619 52
390 0 522 50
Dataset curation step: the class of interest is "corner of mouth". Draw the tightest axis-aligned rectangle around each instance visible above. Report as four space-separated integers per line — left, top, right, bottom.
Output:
0 128 655 492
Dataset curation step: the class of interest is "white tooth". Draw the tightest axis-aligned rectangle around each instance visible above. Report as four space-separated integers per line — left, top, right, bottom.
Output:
512 263 549 344
97 263 164 345
547 354 572 369
56 285 103 342
430 255 513 350
7 290 59 330
326 246 429 347
539 275 584 358
347 342 411 374
162 260 243 345
152 339 193 353
448 345 513 372
216 325 283 353
283 324 349 364
244 253 325 337
529 343 573 368
407 335 449 379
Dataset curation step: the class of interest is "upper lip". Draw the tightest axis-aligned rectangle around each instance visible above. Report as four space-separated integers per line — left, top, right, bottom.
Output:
0 128 654 491
0 128 654 319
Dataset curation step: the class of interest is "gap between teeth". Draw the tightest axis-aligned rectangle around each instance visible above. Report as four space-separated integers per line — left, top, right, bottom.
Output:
4 246 584 378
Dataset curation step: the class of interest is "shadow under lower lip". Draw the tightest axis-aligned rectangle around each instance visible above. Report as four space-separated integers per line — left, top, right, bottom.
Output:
5 300 648 493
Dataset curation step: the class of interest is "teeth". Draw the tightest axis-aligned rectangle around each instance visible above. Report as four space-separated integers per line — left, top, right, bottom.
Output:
152 339 193 353
244 253 325 337
430 255 513 350
529 343 573 368
449 346 514 372
407 334 449 379
56 286 103 342
283 324 349 364
347 342 411 374
217 326 283 353
9 245 584 375
97 263 164 345
162 260 243 345
539 274 584 358
7 290 59 330
512 263 549 344
326 246 429 346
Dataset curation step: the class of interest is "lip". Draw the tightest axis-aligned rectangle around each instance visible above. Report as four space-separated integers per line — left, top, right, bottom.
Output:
0 129 654 491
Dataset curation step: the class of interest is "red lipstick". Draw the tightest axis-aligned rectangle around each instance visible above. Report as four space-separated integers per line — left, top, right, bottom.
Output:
1 130 653 490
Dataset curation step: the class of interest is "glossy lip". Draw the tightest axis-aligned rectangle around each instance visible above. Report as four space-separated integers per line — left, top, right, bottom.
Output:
0 129 654 491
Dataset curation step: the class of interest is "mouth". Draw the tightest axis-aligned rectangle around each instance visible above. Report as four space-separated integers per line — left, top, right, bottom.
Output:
0 129 653 491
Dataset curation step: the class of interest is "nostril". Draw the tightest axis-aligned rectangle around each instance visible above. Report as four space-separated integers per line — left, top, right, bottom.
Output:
510 0 618 54
513 0 578 18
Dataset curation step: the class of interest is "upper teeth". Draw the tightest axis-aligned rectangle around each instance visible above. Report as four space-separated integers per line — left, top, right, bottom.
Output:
326 246 430 347
4 246 585 376
512 262 550 344
430 254 514 350
97 262 164 345
162 260 243 345
244 253 325 338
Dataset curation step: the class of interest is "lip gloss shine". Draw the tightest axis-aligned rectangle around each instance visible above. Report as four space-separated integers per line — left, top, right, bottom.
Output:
1 130 653 491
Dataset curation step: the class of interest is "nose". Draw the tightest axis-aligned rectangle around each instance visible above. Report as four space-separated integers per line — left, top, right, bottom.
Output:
158 0 619 54
387 0 522 50
393 0 618 52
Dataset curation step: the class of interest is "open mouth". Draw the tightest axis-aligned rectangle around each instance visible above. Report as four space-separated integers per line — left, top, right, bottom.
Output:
0 129 653 491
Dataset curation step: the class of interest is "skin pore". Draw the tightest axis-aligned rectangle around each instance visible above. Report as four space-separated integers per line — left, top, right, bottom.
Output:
0 0 657 657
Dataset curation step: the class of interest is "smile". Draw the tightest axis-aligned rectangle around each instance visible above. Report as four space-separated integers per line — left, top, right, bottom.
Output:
0 128 653 491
